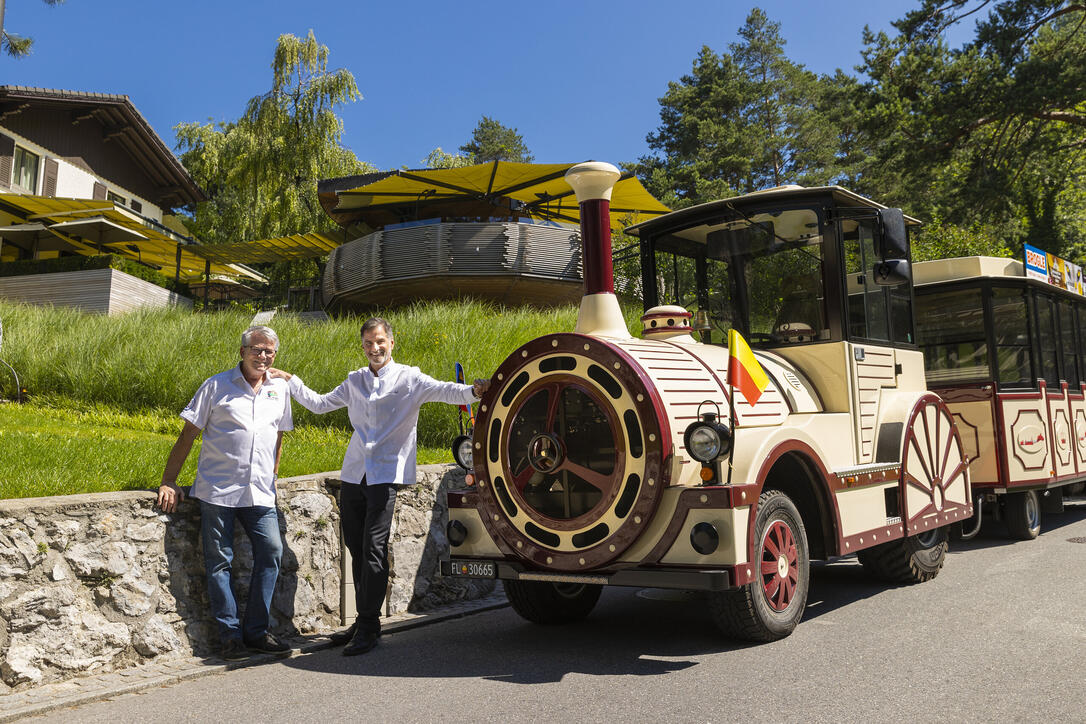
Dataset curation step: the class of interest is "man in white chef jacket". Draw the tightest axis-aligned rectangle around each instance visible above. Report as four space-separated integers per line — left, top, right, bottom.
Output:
270 317 489 655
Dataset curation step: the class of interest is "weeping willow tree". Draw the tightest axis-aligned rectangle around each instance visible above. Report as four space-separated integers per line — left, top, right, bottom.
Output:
174 31 374 301
175 30 372 246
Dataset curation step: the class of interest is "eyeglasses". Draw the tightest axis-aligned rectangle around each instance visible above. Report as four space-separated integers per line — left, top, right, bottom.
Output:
245 346 277 357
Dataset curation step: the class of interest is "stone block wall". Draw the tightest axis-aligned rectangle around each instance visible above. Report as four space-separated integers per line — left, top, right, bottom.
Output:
0 465 494 693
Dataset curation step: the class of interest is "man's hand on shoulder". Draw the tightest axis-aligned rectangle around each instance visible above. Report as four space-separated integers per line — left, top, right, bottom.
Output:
157 482 185 513
472 378 491 398
267 368 292 381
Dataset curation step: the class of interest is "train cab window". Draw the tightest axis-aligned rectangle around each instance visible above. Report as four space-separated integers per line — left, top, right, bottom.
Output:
747 240 826 344
991 286 1033 387
653 248 735 337
915 289 988 384
1059 299 1080 388
843 218 890 342
1034 293 1059 387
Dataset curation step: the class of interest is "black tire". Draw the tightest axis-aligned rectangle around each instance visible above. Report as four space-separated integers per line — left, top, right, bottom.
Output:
1040 487 1065 515
710 490 810 642
503 579 602 625
858 526 948 584
1005 489 1040 540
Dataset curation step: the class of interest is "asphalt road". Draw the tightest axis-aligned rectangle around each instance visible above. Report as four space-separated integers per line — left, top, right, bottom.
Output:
30 503 1086 723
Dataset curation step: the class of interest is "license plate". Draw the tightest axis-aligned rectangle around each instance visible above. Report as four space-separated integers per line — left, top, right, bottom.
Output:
448 559 496 578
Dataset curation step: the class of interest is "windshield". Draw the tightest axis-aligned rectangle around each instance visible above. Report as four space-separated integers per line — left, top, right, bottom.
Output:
653 205 828 346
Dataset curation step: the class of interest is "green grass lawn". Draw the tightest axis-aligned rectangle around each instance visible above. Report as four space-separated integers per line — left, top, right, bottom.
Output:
0 297 646 499
0 401 454 499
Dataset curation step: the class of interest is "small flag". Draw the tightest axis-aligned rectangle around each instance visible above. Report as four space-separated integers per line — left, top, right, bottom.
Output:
455 362 471 415
728 329 769 406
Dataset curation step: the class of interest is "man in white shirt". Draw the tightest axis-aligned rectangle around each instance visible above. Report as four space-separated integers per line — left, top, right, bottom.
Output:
269 316 489 656
157 325 293 661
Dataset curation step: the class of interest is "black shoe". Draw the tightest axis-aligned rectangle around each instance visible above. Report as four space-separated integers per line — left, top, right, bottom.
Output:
220 638 249 661
329 621 358 646
342 629 379 656
244 632 291 656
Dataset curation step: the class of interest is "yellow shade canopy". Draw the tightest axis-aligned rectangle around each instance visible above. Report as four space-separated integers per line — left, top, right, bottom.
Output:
330 161 670 232
191 231 347 264
0 194 264 282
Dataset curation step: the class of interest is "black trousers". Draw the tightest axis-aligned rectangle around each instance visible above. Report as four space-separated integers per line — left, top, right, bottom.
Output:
339 479 397 634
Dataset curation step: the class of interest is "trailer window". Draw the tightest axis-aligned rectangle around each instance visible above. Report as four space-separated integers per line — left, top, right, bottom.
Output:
1059 299 1080 388
991 287 1032 387
1034 294 1059 387
916 289 989 384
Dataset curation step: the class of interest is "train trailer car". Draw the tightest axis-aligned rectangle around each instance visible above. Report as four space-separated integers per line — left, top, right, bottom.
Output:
914 253 1086 539
442 162 972 642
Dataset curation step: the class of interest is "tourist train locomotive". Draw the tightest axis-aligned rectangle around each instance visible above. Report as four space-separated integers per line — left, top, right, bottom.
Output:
440 162 985 641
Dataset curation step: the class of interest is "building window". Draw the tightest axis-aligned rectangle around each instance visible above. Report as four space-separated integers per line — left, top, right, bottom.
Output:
107 190 127 206
13 146 39 192
130 199 143 213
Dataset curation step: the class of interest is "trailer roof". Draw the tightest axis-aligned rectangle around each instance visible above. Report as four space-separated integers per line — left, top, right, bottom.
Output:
913 256 1025 286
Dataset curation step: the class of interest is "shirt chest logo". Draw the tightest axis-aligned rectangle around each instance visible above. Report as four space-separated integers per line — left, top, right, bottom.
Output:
265 389 279 400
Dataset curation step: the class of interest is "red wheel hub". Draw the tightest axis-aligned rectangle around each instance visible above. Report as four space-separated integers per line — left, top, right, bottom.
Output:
760 520 798 611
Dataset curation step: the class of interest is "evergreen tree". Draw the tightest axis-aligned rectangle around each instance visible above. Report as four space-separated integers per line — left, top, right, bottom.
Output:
859 1 1085 256
0 0 65 58
458 116 533 163
633 9 844 208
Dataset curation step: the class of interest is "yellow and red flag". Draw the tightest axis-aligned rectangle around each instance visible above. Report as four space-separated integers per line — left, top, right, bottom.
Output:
728 329 769 406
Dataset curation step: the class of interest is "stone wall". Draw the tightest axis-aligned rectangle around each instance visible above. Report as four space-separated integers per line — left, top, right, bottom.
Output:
0 465 494 693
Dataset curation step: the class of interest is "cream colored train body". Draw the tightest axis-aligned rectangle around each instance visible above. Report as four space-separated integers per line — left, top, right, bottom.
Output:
444 163 972 641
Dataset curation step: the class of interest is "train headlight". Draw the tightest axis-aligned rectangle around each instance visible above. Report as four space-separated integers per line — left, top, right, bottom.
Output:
683 413 732 463
452 434 473 470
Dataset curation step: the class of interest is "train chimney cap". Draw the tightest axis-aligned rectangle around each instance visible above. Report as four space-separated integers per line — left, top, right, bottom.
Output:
565 162 621 203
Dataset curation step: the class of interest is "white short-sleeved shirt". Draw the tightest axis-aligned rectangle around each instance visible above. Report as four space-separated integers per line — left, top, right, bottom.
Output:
286 359 475 486
181 365 293 507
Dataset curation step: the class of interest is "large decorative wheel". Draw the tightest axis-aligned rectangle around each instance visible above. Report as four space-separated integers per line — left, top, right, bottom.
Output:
710 490 810 642
473 334 670 571
900 394 971 535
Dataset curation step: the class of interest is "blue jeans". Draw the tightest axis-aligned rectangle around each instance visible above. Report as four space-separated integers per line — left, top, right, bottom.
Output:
199 501 283 643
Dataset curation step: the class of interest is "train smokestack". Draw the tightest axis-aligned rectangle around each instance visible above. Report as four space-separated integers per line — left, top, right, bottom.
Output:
565 161 631 339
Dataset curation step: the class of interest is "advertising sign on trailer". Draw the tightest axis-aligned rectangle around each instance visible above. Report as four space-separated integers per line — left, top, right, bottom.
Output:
1023 243 1083 296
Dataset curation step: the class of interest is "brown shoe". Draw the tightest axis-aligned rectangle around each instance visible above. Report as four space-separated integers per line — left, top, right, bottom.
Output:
220 638 249 661
343 629 378 656
329 621 357 647
244 632 291 656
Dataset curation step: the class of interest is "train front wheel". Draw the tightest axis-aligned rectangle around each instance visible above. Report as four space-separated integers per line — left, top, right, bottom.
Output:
1005 489 1040 540
710 490 810 642
503 579 602 625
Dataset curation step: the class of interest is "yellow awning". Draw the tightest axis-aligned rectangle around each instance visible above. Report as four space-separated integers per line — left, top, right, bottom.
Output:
192 231 346 264
0 194 264 282
333 161 670 233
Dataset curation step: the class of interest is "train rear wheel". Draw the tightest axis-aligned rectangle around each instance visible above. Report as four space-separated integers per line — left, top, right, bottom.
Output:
710 490 810 642
503 579 602 625
1005 490 1040 540
857 526 948 584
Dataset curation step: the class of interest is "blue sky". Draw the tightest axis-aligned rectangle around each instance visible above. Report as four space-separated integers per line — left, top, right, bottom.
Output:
3 0 974 172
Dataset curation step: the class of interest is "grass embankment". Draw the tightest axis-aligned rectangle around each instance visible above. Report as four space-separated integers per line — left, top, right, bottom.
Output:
0 298 644 498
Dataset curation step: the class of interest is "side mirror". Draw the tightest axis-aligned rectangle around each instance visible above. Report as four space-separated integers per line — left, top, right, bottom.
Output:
877 208 908 259
873 259 911 286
